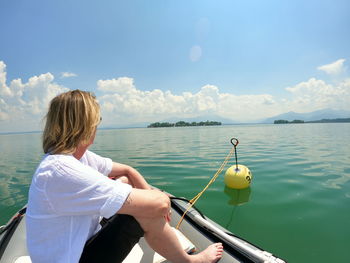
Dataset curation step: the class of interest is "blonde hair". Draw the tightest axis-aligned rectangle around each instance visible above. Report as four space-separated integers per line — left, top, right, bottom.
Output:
43 90 100 154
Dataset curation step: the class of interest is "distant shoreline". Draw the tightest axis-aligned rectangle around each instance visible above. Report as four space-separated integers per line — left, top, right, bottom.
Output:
0 130 42 136
1 120 350 135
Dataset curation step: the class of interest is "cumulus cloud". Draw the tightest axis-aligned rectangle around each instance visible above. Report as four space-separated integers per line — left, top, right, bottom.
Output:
285 77 350 111
61 72 77 78
317 59 346 75
0 61 68 132
2 59 350 132
96 74 350 126
0 61 12 97
97 77 280 124
97 77 135 93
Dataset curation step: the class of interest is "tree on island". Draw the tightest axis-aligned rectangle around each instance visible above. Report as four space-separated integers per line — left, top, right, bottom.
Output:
274 119 289 124
274 119 304 124
307 118 350 123
274 118 350 124
148 120 222 128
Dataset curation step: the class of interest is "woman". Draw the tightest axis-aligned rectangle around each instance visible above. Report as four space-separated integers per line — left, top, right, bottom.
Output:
26 90 223 263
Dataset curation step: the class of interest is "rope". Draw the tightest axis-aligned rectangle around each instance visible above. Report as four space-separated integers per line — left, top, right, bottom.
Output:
176 139 238 229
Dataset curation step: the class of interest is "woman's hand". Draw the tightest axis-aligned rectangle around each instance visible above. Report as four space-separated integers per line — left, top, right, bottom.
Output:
109 175 130 184
108 162 151 190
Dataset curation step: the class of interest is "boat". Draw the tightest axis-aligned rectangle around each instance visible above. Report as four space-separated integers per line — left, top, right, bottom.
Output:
0 195 286 263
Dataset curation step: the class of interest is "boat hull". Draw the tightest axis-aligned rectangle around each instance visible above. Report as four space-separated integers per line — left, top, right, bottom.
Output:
0 197 286 263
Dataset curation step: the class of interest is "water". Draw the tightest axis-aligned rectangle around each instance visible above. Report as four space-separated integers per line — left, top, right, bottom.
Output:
1 124 350 262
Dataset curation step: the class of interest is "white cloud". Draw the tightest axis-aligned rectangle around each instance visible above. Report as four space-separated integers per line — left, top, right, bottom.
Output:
285 77 350 112
1 60 350 132
0 61 12 97
0 61 68 132
61 72 77 78
317 59 346 75
97 78 280 124
96 74 350 126
97 77 135 93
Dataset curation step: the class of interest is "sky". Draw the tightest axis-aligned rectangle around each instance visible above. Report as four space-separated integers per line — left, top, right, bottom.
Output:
0 0 350 132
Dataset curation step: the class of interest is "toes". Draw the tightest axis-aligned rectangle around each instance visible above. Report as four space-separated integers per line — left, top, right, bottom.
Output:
215 243 223 249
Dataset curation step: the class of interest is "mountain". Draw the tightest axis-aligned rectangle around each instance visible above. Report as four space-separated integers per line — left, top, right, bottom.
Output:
262 109 350 123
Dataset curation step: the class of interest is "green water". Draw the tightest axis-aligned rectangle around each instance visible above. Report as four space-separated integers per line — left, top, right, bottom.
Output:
1 124 350 262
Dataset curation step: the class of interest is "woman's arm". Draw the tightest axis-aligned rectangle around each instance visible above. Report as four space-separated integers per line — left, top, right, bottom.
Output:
110 162 172 221
108 162 151 190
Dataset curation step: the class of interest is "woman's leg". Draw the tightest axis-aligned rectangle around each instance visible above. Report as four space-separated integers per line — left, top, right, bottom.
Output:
136 216 223 263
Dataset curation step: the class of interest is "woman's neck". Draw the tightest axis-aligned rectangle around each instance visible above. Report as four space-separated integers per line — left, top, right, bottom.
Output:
73 144 88 160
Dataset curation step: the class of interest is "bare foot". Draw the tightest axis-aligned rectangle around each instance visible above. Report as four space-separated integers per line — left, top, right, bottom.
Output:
189 243 223 263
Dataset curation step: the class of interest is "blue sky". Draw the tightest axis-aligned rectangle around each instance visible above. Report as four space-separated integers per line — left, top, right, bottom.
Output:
1 0 349 132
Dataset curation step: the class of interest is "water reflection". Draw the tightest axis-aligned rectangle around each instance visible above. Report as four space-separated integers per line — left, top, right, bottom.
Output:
224 186 251 206
224 186 251 228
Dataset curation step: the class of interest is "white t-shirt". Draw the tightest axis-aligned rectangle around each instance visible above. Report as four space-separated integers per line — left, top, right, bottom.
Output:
26 150 132 263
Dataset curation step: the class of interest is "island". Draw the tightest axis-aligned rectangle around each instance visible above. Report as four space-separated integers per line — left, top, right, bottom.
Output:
147 121 222 128
307 118 350 123
274 119 304 124
274 118 350 124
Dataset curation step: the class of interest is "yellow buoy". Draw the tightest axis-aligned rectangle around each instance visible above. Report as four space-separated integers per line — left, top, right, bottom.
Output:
224 164 252 189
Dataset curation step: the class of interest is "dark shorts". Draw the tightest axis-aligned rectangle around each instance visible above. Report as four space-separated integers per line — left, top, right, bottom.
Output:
79 214 144 263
